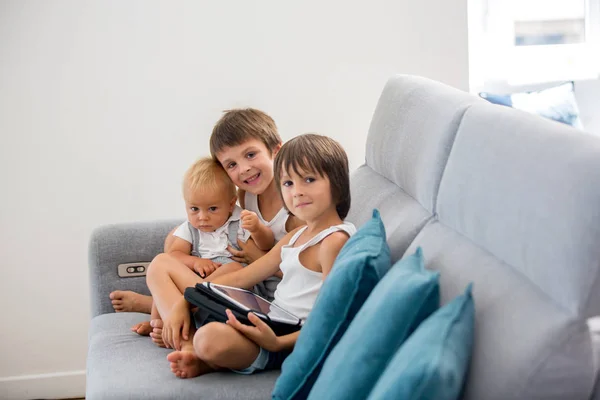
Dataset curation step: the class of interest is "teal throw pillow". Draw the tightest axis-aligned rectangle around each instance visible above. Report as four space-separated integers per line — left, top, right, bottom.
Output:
272 209 391 400
308 247 440 400
367 283 475 400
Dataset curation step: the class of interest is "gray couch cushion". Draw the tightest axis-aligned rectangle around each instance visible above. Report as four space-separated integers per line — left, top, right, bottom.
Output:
365 74 482 213
347 165 431 261
88 219 181 317
437 103 600 318
405 221 596 400
87 313 278 400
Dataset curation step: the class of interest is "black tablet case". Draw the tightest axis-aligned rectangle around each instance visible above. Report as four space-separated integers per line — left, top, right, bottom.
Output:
184 282 302 336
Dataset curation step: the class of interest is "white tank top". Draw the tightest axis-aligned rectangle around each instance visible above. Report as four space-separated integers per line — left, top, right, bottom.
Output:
273 222 356 321
244 192 289 243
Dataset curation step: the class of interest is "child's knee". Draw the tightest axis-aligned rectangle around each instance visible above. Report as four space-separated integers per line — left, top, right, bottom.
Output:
193 322 231 362
147 253 174 274
146 253 173 285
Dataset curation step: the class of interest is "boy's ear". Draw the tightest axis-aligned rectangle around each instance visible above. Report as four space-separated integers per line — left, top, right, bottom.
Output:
271 142 282 157
230 196 237 211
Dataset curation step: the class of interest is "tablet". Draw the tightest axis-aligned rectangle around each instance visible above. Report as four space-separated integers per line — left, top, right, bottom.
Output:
204 282 302 325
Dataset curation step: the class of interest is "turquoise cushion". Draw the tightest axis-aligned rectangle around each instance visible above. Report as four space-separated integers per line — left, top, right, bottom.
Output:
272 209 391 400
367 284 475 400
308 248 440 400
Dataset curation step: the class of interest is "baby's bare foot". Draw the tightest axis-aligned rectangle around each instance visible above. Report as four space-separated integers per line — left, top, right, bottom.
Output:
167 349 212 379
109 290 153 313
150 319 166 348
131 320 153 336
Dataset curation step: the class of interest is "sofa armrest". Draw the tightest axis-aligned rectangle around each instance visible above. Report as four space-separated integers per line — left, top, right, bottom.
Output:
88 219 182 318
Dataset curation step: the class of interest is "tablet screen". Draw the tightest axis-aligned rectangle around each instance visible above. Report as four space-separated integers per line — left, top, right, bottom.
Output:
210 284 300 325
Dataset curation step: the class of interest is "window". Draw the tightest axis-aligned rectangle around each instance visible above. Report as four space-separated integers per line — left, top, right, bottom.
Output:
515 20 585 46
471 0 600 86
513 0 587 46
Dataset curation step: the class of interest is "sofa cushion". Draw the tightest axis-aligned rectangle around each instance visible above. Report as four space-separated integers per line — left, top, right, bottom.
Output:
366 283 475 400
272 210 391 400
437 102 600 318
404 221 596 400
307 247 440 400
347 165 433 262
88 219 182 317
86 313 278 400
365 74 482 213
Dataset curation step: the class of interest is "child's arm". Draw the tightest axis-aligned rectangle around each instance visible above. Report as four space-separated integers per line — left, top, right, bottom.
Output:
163 296 193 350
240 210 274 251
168 237 221 278
166 236 194 266
214 227 301 289
228 238 268 265
318 231 351 278
213 237 285 289
225 310 301 352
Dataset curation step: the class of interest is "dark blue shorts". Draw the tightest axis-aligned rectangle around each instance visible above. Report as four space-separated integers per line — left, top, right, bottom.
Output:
231 347 292 374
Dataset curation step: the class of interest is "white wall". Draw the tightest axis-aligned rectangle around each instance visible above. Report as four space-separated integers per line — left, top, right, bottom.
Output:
0 0 468 397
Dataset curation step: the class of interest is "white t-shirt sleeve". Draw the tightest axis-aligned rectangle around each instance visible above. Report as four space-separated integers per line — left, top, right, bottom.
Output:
173 221 193 244
237 224 251 243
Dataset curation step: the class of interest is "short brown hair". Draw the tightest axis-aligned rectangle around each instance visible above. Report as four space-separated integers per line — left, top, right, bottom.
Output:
183 157 236 200
209 108 282 159
274 134 350 219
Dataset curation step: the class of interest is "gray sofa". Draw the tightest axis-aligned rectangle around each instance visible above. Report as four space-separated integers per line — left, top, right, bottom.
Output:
87 75 600 399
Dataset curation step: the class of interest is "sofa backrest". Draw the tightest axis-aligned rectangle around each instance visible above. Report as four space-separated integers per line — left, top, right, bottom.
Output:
349 75 481 261
438 103 600 319
347 75 600 400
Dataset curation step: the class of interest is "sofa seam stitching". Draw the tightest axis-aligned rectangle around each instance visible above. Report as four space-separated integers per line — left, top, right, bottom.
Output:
432 103 475 216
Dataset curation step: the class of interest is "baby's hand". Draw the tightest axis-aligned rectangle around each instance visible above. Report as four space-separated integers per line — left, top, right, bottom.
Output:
193 259 221 279
227 238 267 264
240 210 260 233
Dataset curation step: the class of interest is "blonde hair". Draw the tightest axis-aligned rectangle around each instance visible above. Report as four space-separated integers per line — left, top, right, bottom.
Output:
183 157 236 200
210 108 282 159
274 133 350 219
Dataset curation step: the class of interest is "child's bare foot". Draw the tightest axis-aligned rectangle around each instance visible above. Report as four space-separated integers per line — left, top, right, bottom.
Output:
130 320 153 336
109 291 153 313
149 319 166 348
167 347 212 379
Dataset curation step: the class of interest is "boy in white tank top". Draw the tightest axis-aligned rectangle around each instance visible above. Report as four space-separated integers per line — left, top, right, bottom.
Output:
154 133 356 378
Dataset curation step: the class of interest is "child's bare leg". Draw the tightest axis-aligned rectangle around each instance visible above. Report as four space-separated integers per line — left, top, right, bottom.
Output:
148 302 166 347
193 322 261 371
110 291 152 313
146 253 204 322
131 320 153 336
167 326 216 379
206 262 243 280
167 322 260 379
129 297 161 337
